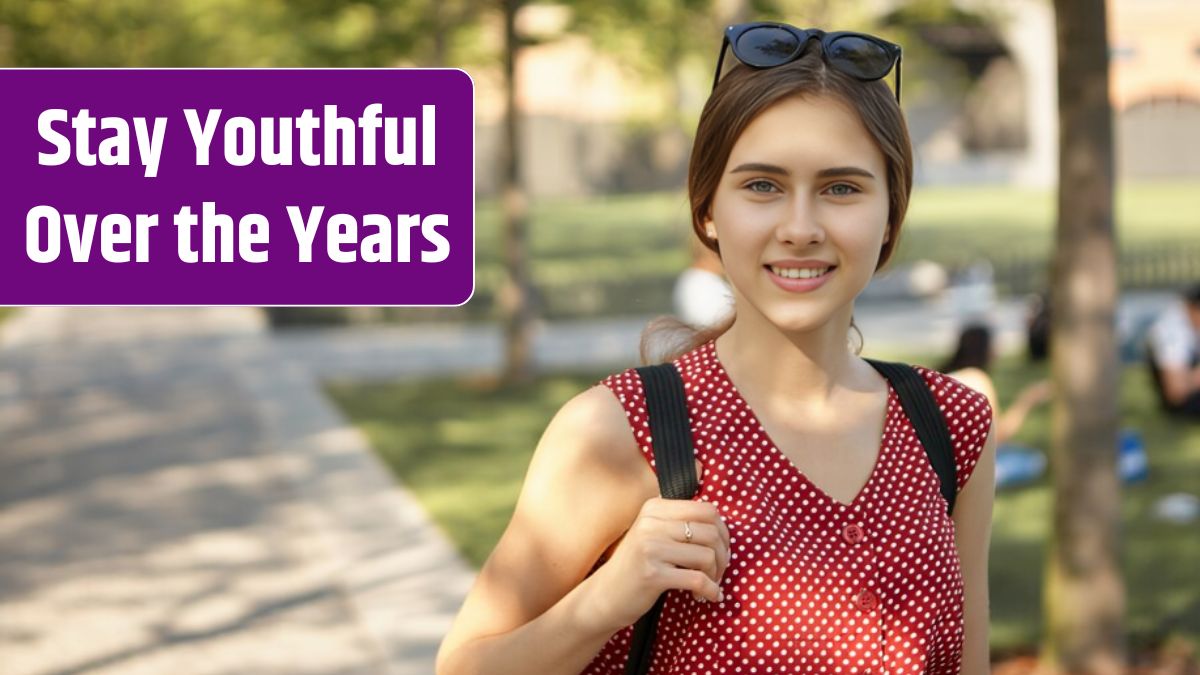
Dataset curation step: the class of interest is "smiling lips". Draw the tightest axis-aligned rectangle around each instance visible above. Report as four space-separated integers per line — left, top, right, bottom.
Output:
765 263 836 292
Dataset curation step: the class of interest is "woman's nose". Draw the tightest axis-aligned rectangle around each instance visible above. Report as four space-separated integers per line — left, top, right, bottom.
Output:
775 196 825 246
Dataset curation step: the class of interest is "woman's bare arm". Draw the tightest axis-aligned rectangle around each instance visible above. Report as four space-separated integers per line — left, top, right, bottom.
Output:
436 384 728 675
954 424 997 674
996 379 1050 444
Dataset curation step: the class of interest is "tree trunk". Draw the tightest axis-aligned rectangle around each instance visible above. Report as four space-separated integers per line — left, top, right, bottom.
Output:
431 2 447 67
1043 0 1124 672
499 0 536 385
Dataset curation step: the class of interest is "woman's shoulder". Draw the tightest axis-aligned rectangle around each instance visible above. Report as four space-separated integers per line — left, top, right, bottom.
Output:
593 352 710 474
598 366 646 404
595 343 710 407
938 366 999 413
595 341 714 411
915 365 995 420
551 382 645 470
515 383 656 528
911 365 996 491
594 365 660 467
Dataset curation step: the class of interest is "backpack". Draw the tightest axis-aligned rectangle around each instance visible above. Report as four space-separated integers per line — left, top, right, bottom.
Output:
622 360 956 675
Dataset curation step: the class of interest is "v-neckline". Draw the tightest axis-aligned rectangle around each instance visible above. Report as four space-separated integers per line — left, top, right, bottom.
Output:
706 339 894 510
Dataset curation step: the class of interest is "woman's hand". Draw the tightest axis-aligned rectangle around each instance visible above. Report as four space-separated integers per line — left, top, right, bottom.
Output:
584 495 731 634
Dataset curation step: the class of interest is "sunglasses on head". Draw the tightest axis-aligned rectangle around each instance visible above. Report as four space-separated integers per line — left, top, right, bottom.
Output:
712 22 903 103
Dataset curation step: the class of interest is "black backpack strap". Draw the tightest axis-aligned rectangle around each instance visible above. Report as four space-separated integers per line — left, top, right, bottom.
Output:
624 364 698 675
635 364 699 500
865 360 958 516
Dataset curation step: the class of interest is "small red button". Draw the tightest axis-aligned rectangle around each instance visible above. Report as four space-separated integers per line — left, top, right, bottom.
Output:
855 589 878 611
842 524 866 544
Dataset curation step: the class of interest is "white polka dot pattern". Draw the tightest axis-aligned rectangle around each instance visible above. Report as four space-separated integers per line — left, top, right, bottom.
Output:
580 340 993 675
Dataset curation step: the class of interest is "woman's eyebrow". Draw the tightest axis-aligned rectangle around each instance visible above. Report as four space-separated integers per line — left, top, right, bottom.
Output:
816 166 876 180
729 163 876 180
730 162 789 176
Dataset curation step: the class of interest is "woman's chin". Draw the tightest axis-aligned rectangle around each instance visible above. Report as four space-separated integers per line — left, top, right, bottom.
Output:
758 307 842 336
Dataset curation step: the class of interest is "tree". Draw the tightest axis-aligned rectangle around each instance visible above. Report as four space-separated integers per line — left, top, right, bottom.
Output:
497 0 536 385
1044 0 1124 672
0 0 458 68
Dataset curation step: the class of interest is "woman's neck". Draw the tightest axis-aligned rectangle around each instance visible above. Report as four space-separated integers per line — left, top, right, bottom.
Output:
715 305 878 412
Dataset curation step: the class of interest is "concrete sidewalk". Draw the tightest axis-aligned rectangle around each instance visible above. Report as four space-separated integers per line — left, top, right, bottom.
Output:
0 308 474 675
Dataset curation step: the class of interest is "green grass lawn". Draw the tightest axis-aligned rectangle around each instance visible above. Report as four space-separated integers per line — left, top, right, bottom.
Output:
326 354 1200 654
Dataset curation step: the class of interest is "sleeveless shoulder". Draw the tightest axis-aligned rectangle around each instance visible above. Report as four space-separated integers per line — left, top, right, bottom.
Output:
595 344 714 476
597 367 657 471
912 366 995 493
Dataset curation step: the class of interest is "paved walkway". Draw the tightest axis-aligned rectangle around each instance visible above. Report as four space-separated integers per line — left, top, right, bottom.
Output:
0 308 474 675
0 293 1174 674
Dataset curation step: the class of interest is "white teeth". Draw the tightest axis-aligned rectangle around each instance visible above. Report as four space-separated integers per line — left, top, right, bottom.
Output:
770 265 830 279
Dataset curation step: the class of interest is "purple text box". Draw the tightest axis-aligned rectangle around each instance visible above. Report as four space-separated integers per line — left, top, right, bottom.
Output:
0 69 474 305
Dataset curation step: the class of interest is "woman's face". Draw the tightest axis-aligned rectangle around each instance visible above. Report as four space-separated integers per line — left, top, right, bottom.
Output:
704 94 891 336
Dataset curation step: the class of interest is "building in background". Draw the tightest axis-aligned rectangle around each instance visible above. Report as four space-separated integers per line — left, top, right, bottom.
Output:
1109 0 1200 178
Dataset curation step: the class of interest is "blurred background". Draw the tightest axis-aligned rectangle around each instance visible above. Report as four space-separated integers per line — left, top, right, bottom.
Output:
1 0 1198 673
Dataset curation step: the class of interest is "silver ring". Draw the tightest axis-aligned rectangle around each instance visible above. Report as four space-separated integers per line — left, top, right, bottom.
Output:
683 521 693 543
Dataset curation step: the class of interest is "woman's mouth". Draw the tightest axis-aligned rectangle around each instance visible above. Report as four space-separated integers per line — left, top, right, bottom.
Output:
768 265 832 279
764 264 836 292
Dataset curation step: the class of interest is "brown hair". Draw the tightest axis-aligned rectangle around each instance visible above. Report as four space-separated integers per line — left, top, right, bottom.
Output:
641 41 914 365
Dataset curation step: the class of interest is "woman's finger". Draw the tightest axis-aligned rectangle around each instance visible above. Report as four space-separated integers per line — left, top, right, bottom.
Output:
715 513 730 545
659 566 723 603
656 540 719 579
662 518 721 548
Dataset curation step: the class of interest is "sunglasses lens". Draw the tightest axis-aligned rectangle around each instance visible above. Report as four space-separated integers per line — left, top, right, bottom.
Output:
826 35 894 79
734 26 801 67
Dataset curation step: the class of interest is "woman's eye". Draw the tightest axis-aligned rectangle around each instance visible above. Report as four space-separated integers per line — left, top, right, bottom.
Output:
745 180 778 194
826 183 860 197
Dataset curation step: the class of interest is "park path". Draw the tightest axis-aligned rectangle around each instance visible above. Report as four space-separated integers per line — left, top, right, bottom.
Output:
0 308 476 675
0 293 1172 674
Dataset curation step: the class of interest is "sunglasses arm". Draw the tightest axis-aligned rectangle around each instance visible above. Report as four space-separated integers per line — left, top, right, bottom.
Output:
895 52 902 103
711 37 731 92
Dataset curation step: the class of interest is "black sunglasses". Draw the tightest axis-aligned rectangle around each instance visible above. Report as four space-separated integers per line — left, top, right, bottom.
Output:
712 22 903 103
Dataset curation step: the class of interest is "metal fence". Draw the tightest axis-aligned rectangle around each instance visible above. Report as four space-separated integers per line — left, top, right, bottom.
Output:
991 241 1200 296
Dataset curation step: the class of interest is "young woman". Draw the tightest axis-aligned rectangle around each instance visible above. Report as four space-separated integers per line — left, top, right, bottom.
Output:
438 22 996 675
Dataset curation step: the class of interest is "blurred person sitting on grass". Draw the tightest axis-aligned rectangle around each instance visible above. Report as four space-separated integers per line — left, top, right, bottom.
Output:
438 21 995 675
1146 283 1200 419
940 323 1052 445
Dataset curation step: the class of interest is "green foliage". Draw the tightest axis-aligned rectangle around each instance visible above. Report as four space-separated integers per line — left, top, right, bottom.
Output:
882 0 988 26
0 0 479 67
564 0 714 79
328 356 1200 652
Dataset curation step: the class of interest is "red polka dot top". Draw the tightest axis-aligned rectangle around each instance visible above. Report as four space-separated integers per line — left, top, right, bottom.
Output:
582 339 993 675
